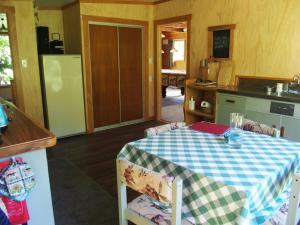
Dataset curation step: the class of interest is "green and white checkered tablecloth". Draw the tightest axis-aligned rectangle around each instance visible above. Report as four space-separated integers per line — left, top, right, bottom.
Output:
117 127 300 224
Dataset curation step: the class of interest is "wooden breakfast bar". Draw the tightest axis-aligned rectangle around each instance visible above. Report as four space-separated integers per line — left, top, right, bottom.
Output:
0 99 56 225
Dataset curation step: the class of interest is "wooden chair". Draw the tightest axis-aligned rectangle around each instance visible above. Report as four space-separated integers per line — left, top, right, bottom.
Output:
242 119 284 138
117 158 192 225
144 122 186 138
265 173 300 225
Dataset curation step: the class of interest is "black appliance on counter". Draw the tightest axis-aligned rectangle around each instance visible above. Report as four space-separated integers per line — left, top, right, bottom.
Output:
36 26 50 54
49 33 64 54
36 27 64 54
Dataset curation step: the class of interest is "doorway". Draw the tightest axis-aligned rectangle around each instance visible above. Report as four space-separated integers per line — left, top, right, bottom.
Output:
0 7 23 110
154 15 191 123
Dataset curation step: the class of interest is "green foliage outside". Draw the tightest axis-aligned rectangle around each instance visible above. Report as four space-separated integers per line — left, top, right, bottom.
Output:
0 35 13 85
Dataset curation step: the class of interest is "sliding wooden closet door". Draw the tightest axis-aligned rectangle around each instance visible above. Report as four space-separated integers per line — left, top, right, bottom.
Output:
119 27 143 122
89 25 120 127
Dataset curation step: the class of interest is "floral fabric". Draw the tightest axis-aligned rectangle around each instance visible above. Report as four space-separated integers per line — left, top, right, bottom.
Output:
128 195 193 225
118 159 175 204
144 122 186 138
265 190 300 225
242 119 280 137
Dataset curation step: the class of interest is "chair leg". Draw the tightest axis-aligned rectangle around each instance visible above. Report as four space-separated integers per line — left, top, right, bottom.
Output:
117 160 128 225
286 173 300 225
172 179 183 225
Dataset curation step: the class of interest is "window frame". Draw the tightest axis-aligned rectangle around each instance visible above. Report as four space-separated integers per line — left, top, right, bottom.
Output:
172 39 186 63
0 6 24 109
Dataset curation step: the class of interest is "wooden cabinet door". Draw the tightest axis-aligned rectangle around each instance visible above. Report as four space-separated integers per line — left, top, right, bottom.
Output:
89 25 120 128
119 27 143 122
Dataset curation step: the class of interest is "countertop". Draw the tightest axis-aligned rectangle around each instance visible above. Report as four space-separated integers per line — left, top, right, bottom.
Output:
0 99 56 158
217 86 300 104
188 81 300 103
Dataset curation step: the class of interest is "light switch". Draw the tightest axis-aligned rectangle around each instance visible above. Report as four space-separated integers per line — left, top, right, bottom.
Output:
149 58 153 64
21 59 28 68
149 76 153 82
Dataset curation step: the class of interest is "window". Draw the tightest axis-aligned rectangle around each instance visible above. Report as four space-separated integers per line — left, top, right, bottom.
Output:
0 13 13 86
171 40 185 63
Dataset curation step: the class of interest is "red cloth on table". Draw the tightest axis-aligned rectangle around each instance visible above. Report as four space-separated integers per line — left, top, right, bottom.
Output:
190 122 229 135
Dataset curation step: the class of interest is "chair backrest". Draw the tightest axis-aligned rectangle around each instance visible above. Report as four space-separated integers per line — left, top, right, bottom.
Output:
286 173 300 225
144 122 186 138
117 158 183 225
241 119 283 137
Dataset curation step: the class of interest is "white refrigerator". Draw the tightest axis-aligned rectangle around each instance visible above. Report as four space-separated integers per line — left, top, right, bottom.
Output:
40 55 86 138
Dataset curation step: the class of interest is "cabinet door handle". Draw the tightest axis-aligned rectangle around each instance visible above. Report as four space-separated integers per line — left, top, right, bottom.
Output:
226 100 235 103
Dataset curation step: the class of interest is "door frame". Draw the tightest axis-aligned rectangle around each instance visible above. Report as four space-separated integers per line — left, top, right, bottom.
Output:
0 6 24 110
154 14 192 120
81 15 149 133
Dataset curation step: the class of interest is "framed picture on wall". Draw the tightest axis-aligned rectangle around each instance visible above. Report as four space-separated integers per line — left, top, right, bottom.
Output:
208 24 236 61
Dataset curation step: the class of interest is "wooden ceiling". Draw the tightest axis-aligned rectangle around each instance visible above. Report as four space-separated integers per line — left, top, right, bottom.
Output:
161 21 187 32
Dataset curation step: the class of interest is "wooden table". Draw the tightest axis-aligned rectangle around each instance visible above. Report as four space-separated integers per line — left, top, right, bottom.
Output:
118 127 300 224
161 69 186 97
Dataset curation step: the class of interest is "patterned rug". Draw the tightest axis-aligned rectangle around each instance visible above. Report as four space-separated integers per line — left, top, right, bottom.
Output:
48 158 118 225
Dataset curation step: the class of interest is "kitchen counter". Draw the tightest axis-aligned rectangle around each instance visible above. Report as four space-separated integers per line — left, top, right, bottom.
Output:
0 99 56 158
217 86 300 104
0 99 56 225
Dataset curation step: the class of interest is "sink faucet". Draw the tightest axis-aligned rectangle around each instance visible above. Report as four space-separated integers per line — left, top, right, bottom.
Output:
293 74 300 84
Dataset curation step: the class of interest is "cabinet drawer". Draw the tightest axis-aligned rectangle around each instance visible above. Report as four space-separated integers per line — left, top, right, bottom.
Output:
246 97 271 114
217 93 246 108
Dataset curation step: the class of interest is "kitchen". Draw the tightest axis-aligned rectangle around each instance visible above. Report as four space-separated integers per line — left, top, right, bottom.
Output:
1 0 300 224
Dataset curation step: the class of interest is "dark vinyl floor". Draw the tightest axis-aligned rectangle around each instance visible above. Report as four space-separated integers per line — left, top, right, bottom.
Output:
47 120 164 199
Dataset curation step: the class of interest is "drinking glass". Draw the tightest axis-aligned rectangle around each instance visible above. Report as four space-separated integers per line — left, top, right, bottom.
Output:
230 113 244 128
228 113 244 148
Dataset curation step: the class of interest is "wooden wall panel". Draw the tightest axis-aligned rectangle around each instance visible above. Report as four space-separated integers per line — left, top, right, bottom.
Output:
154 0 300 84
62 3 82 54
89 25 120 127
37 9 65 43
119 27 143 122
0 1 44 125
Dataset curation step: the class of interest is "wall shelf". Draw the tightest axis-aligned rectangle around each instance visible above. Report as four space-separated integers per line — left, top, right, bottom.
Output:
184 79 216 125
186 109 214 119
